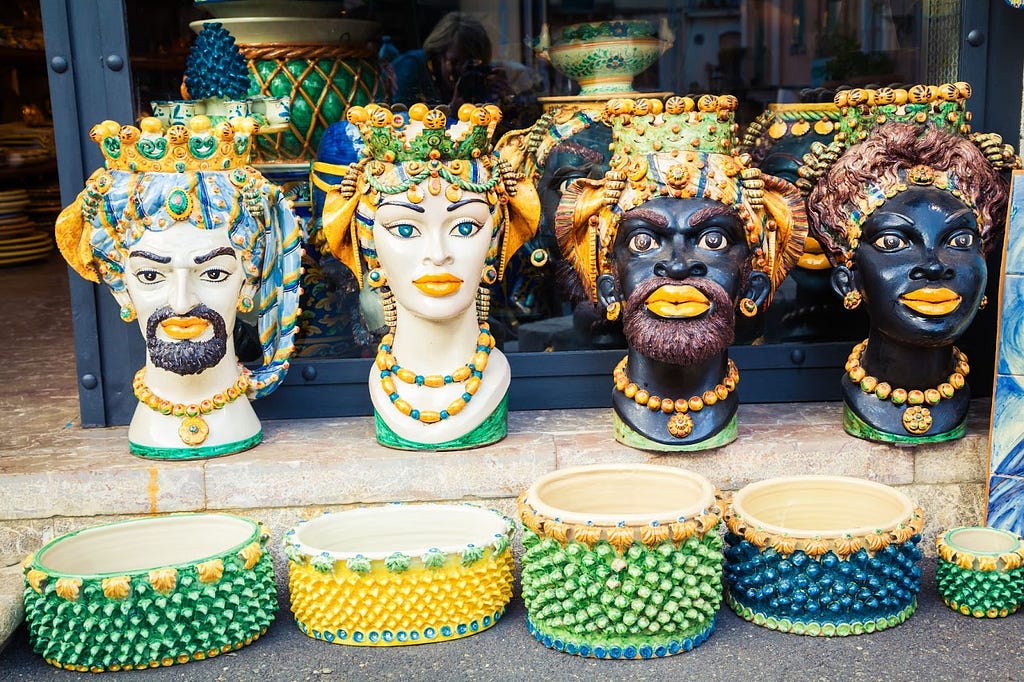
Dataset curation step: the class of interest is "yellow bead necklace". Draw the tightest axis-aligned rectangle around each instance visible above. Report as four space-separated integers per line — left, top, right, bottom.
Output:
132 367 251 446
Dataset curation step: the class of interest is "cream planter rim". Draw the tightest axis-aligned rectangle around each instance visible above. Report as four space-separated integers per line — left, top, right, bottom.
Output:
524 463 716 527
189 17 380 45
27 513 261 579
942 526 1024 556
285 503 513 564
730 475 915 539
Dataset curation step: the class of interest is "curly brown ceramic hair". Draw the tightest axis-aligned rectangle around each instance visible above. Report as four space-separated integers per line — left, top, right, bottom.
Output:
808 123 1008 263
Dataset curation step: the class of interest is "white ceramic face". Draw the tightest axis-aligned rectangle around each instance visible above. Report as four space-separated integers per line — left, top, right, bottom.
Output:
121 222 248 375
373 183 494 321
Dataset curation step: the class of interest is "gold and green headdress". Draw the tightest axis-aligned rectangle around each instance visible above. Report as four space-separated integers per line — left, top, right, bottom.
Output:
738 101 842 166
320 103 539 285
555 95 808 310
54 116 303 398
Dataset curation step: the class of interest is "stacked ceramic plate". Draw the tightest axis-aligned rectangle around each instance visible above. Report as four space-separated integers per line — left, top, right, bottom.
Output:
24 185 62 231
0 189 52 267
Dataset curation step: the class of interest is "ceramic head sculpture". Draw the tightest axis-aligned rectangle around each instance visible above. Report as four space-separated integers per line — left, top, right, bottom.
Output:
321 103 539 450
556 95 808 451
56 116 303 458
804 83 1020 443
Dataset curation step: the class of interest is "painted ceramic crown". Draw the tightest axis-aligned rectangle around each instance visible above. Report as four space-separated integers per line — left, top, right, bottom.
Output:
346 102 502 163
739 101 842 165
90 116 259 173
554 95 808 309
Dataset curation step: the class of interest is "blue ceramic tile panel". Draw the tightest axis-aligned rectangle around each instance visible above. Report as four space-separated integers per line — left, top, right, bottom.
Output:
1005 173 1024 275
987 475 1024 536
997 274 1024 375
990 374 1024 475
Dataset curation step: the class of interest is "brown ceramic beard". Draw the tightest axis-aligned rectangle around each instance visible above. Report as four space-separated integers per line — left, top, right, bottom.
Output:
622 276 735 366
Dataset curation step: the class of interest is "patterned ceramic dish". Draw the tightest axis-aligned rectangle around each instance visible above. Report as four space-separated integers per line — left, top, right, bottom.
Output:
22 513 276 672
283 503 515 646
518 464 724 659
724 475 923 636
936 526 1024 618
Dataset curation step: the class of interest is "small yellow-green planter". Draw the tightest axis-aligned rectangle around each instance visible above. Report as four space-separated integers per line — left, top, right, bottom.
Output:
936 526 1024 618
284 503 515 646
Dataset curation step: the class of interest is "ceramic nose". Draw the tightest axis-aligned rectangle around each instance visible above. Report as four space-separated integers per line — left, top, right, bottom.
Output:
423 230 453 267
654 259 706 280
167 271 198 314
911 258 954 281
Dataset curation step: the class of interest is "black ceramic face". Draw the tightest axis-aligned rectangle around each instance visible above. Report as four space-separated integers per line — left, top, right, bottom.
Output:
758 131 832 185
853 186 986 345
539 126 614 238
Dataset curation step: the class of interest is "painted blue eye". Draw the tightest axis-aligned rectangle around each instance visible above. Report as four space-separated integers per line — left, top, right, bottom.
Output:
452 221 481 237
386 223 420 239
397 224 416 238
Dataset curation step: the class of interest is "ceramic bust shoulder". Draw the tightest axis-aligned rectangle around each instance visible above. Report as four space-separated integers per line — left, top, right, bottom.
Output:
321 103 539 450
55 116 303 459
555 95 808 451
805 83 1020 443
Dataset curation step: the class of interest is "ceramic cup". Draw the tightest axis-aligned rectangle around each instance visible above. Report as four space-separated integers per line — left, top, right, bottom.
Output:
21 513 277 672
518 464 724 659
724 475 924 636
283 503 515 646
264 96 290 124
223 99 251 119
936 526 1024 618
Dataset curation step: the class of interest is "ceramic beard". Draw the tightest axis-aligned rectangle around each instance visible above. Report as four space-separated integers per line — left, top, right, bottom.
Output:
805 83 1019 443
56 117 303 459
322 103 539 450
556 96 808 451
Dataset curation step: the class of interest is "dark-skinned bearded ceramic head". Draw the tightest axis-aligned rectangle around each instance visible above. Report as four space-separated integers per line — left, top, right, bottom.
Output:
806 85 1019 443
555 95 808 451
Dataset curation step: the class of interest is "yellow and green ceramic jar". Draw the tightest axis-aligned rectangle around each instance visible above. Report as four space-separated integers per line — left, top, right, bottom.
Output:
936 526 1024 618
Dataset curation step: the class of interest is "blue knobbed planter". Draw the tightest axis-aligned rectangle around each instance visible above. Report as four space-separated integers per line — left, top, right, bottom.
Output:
723 476 924 636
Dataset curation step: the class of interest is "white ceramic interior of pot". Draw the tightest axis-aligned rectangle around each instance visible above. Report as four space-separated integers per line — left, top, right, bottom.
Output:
292 504 509 560
946 527 1022 555
525 464 715 526
36 514 254 576
731 476 914 538
189 18 379 44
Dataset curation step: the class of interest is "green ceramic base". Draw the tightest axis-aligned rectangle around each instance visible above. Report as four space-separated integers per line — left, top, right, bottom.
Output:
129 431 262 460
936 561 1024 618
614 412 737 452
726 592 917 636
375 395 508 451
843 405 966 445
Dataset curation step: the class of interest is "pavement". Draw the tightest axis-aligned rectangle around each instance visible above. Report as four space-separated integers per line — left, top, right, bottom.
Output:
1 559 1023 682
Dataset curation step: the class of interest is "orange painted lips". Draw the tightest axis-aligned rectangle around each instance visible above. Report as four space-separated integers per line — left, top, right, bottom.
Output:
900 287 962 316
797 236 831 271
645 285 710 318
413 273 463 297
160 316 210 340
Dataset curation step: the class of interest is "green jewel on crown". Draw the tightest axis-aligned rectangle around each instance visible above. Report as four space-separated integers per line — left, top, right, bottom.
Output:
346 102 502 163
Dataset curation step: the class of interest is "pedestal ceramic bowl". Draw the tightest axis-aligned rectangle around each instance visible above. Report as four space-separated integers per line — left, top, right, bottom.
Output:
724 475 923 636
936 526 1024 617
518 464 724 659
283 503 514 646
22 514 276 672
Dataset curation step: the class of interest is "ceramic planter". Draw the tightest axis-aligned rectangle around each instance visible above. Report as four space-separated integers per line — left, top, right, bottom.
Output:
518 464 724 659
724 476 923 636
21 514 276 672
936 526 1024 617
283 503 514 645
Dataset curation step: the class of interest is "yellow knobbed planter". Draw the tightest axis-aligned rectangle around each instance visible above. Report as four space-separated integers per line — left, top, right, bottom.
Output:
284 503 514 646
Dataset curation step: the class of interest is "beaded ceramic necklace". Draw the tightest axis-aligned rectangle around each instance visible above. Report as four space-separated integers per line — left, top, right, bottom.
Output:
132 367 251 446
845 339 969 435
376 324 494 424
613 356 740 439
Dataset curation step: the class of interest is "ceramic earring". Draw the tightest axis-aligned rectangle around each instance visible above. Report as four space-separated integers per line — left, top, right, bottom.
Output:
481 265 498 285
843 290 862 310
119 303 136 322
979 295 988 311
739 298 758 317
605 300 621 321
237 295 255 313
368 268 387 289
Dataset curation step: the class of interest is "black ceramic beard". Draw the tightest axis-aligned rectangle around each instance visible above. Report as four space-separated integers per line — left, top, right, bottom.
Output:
840 186 986 441
146 304 229 376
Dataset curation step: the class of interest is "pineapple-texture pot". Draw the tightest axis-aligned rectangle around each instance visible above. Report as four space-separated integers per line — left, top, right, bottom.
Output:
936 526 1024 618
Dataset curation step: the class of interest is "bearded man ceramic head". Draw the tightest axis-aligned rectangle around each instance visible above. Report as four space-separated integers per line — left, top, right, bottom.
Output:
556 96 808 451
56 117 303 459
321 103 539 450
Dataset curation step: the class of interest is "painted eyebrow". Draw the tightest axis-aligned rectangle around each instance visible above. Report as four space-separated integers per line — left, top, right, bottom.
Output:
128 250 171 264
447 198 489 212
194 247 236 264
621 208 668 228
689 205 740 227
378 200 425 213
944 207 976 225
870 211 914 227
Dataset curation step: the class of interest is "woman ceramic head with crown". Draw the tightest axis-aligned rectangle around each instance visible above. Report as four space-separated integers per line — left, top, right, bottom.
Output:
322 103 539 450
806 83 1019 443
56 116 303 459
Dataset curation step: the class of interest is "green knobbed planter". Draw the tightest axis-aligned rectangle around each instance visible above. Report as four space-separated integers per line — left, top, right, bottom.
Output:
518 464 724 659
936 526 1024 618
22 514 277 672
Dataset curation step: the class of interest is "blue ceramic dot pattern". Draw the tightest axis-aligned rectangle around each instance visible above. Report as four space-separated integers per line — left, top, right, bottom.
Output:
294 610 505 647
526 617 714 658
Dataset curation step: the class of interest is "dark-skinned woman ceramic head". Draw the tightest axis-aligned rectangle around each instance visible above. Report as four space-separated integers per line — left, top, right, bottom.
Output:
808 122 1010 443
556 95 807 451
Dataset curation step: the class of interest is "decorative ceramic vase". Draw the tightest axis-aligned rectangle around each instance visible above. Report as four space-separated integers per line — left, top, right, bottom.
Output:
518 464 724 658
535 20 674 96
724 476 924 636
283 503 515 645
21 514 276 672
935 526 1024 618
